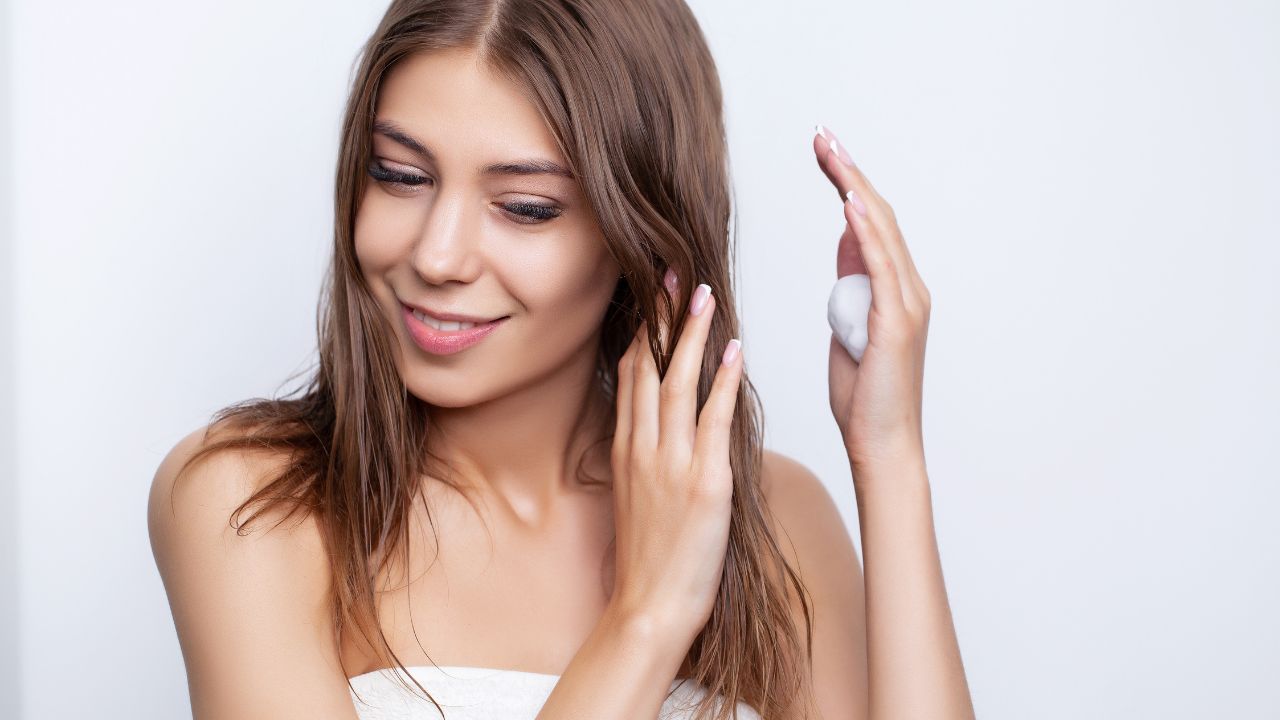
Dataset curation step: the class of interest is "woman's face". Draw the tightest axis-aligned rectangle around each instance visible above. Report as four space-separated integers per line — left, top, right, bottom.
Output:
355 47 621 408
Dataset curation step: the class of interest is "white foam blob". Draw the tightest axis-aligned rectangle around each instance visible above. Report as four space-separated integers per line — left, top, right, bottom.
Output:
827 273 872 363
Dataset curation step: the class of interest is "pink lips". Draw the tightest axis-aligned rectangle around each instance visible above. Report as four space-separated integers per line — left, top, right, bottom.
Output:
401 304 508 356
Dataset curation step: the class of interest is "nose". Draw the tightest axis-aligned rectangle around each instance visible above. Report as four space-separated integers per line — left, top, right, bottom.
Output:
410 187 484 286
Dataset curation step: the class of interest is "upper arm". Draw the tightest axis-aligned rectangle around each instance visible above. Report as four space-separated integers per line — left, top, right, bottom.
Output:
761 449 868 720
148 424 359 720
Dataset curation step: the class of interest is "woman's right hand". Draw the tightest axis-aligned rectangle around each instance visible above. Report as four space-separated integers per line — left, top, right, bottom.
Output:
608 267 745 644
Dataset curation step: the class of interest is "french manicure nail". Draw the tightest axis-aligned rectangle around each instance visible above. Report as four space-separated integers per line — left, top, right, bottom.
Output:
829 138 854 169
722 338 741 365
690 283 712 316
815 123 830 146
824 129 858 169
845 189 868 217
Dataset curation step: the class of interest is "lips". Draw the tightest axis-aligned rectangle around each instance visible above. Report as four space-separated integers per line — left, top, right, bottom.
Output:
401 299 505 325
401 303 508 356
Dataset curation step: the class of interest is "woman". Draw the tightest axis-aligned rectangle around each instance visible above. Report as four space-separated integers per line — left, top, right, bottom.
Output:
147 0 973 718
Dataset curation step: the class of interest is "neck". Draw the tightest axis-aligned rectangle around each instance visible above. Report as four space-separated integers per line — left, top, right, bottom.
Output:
423 340 614 522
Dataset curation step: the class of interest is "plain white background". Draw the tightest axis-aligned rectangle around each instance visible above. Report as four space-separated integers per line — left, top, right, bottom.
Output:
3 0 1277 717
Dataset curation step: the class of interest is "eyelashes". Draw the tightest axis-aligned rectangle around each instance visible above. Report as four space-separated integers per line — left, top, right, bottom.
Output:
500 200 562 222
365 159 564 224
366 160 426 188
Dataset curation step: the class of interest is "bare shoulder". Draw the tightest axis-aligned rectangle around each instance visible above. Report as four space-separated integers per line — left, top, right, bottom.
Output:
760 449 859 574
151 422 286 522
761 451 846 537
760 448 869 720
148 421 322 569
148 422 357 719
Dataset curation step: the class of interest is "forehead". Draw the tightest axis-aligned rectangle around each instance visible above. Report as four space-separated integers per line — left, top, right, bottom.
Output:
375 47 565 167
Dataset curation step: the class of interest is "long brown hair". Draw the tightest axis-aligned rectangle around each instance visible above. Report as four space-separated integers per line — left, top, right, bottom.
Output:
175 0 813 717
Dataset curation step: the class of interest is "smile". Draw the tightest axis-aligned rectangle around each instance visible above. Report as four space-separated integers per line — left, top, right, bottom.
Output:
400 303 509 356
411 308 481 331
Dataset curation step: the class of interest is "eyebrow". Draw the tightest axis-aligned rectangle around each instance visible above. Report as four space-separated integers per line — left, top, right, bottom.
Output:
372 119 576 180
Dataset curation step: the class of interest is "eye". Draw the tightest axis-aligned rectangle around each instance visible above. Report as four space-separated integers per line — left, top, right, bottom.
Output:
501 200 564 224
367 159 430 191
367 158 563 224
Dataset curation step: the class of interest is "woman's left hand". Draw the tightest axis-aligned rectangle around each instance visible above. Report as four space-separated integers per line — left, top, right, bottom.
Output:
813 126 932 476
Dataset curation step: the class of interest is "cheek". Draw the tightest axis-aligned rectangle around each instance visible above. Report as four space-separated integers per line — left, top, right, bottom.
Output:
353 190 416 273
497 239 618 352
516 240 616 317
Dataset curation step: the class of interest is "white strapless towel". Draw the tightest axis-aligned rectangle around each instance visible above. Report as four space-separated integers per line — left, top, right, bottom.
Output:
348 665 762 719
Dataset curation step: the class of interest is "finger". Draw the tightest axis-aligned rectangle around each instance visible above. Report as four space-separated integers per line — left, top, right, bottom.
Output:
844 192 908 326
836 222 866 279
612 324 641 473
814 130 909 281
631 318 659 456
694 337 744 474
843 178 926 319
814 125 887 207
814 127 928 305
812 126 848 204
659 282 716 463
813 132 895 248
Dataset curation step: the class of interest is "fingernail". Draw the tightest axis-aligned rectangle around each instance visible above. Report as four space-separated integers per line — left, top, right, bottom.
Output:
845 189 868 217
722 338 741 366
690 283 712 316
824 128 857 168
815 123 830 146
829 139 857 169
663 266 678 294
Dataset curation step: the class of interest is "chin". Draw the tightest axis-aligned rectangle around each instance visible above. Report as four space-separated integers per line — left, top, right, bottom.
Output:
403 374 496 409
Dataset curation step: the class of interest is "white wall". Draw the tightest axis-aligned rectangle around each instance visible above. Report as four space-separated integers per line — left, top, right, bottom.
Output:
2 0 19 717
7 1 1278 718
9 2 390 716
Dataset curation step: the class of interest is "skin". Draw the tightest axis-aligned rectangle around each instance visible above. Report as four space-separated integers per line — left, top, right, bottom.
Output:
815 128 976 718
148 43 972 720
355 46 623 507
346 44 628 684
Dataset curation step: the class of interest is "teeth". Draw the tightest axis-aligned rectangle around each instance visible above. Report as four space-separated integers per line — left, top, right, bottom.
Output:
412 309 477 332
